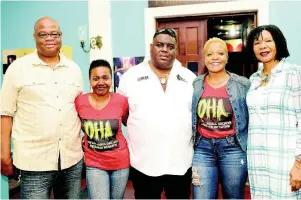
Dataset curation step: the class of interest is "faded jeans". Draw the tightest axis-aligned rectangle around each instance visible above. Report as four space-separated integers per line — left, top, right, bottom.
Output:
192 135 248 199
20 158 83 199
86 166 129 199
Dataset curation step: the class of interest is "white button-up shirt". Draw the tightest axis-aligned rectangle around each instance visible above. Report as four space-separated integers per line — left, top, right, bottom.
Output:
0 51 84 171
118 59 196 176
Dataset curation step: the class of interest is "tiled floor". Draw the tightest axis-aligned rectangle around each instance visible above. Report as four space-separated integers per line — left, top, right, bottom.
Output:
11 178 251 199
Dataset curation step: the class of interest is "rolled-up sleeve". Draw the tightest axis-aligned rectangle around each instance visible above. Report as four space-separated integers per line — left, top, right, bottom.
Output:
0 62 21 117
292 68 301 156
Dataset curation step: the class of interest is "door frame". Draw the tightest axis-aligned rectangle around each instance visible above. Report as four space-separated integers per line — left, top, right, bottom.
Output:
144 0 269 56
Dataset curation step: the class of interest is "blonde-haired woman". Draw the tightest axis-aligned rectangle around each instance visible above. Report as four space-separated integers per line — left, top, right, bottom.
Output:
191 37 250 199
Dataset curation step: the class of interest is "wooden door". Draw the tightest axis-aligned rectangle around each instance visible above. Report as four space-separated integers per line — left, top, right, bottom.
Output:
157 19 208 75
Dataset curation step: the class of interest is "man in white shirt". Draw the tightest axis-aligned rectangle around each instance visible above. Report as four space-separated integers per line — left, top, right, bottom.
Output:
1 17 84 199
118 27 196 199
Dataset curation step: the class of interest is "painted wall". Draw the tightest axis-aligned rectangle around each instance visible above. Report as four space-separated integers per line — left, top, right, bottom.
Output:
109 0 301 64
269 1 301 65
0 1 89 198
110 0 147 141
1 1 90 91
110 0 147 57
2 0 300 198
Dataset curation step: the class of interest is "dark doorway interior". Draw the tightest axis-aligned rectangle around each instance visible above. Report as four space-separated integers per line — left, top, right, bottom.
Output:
207 14 257 78
157 13 257 78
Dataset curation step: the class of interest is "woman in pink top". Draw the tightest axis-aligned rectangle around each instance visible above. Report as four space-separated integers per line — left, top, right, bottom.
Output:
75 59 130 199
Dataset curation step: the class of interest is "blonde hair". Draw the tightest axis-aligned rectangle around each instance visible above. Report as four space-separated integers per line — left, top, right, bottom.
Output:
203 37 228 57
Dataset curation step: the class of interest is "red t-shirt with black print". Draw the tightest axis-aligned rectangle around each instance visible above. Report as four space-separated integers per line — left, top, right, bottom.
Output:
75 93 130 170
197 79 235 138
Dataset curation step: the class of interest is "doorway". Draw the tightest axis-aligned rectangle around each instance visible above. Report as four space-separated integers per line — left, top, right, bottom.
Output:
157 13 257 78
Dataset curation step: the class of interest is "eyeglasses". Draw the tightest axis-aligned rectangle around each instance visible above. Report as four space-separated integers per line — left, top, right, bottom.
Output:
153 28 177 41
36 32 62 39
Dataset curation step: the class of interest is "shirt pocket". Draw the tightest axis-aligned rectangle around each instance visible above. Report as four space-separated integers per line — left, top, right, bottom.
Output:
22 80 47 102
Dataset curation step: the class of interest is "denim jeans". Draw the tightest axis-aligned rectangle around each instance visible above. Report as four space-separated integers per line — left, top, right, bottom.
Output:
86 166 129 199
20 158 83 199
192 135 248 199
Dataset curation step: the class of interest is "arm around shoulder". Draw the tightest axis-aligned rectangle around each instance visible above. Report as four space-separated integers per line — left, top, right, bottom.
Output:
117 68 133 97
232 73 251 91
122 96 129 126
73 63 84 95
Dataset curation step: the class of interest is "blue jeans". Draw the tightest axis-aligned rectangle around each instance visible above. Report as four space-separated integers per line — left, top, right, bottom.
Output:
20 158 83 199
192 135 248 199
86 166 129 199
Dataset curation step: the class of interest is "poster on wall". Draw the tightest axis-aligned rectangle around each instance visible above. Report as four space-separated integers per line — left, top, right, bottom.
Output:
113 56 144 92
2 46 72 75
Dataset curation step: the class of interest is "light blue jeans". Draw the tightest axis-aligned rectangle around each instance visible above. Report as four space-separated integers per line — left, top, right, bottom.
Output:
20 158 83 199
192 135 248 199
86 166 129 199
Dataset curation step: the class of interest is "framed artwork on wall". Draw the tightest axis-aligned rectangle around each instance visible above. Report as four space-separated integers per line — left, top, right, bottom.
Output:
113 56 144 92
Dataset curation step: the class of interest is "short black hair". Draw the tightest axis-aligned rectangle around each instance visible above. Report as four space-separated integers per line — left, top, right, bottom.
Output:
153 27 177 42
89 59 112 78
246 24 290 62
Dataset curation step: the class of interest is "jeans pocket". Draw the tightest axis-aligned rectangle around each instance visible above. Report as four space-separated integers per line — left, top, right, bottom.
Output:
194 135 203 148
225 136 240 147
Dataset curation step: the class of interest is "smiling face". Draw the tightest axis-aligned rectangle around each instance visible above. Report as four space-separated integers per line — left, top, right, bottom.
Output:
150 34 177 70
90 66 112 96
33 17 62 59
204 41 228 74
253 30 277 64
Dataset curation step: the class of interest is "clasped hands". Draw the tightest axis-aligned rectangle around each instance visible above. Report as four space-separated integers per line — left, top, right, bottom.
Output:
290 161 301 192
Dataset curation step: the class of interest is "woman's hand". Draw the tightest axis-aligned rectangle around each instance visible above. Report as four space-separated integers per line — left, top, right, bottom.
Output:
82 137 85 152
290 160 301 191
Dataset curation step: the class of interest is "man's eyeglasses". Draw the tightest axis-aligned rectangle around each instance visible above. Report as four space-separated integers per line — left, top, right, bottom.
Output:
153 28 177 41
36 32 62 39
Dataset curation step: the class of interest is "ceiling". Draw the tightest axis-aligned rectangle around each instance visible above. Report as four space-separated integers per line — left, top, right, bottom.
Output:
208 15 253 40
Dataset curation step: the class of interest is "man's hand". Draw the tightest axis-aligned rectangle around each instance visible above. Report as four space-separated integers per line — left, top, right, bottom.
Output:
1 116 13 176
1 156 13 176
290 161 301 191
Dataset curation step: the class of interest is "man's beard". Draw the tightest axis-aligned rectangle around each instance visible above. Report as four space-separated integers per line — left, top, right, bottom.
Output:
153 60 174 70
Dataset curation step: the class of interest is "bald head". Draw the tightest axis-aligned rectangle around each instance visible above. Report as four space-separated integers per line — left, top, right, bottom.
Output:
34 17 60 33
33 16 62 60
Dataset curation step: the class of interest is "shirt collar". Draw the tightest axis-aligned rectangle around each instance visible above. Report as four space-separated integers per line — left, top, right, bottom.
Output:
254 58 286 78
144 57 183 73
32 49 69 68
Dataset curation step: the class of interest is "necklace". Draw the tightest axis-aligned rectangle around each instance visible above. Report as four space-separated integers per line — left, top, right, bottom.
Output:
159 75 169 85
149 61 171 85
262 73 270 83
207 75 229 86
152 70 170 85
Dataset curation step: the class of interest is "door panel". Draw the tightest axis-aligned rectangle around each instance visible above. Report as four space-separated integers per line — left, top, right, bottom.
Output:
186 27 198 54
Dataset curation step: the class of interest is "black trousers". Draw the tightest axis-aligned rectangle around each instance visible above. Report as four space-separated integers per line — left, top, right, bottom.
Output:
131 166 192 199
